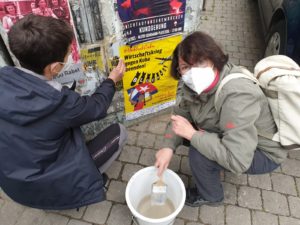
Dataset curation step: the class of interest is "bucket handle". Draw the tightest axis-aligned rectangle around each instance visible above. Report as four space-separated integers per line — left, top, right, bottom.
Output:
131 215 175 225
131 216 139 225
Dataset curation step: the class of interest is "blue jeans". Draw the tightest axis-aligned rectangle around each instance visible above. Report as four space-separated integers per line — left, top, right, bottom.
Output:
189 146 280 202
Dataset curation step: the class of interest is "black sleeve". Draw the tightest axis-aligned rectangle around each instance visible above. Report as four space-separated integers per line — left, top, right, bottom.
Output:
61 78 116 128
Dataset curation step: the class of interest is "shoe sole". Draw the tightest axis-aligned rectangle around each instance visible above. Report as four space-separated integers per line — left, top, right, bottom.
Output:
185 201 223 208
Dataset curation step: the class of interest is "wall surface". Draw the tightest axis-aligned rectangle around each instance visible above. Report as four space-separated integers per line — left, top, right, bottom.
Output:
81 0 203 140
0 0 203 140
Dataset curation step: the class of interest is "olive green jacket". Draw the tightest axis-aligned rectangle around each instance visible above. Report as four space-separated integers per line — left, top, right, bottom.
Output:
164 63 287 174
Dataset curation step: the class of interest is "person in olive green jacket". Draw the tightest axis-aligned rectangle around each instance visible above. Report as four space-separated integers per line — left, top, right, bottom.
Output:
155 31 287 207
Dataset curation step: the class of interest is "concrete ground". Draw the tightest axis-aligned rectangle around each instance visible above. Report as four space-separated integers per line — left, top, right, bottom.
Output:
2 0 300 224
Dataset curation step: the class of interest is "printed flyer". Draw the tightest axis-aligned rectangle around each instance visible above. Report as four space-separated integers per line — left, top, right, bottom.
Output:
117 0 186 45
76 44 107 96
120 35 181 120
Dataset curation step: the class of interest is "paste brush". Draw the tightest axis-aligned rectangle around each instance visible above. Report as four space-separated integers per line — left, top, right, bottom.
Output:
151 177 167 205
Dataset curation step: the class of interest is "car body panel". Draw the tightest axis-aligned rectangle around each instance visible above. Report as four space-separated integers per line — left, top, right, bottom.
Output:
258 0 275 33
284 1 300 62
258 0 300 63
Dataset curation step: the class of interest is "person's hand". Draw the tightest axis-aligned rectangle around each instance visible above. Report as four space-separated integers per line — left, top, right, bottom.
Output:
171 115 197 140
155 148 173 177
108 59 126 83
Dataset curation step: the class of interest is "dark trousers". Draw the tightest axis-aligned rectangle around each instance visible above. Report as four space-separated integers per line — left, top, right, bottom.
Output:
189 146 280 202
87 123 127 173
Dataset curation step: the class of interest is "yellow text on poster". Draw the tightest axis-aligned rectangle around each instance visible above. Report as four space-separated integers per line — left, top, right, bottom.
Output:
120 35 182 120
80 45 104 72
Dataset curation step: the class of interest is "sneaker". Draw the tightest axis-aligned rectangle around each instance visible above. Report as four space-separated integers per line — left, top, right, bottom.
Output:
185 187 223 207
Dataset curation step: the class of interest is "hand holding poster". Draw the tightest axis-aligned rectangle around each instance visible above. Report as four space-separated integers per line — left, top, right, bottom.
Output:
120 35 181 120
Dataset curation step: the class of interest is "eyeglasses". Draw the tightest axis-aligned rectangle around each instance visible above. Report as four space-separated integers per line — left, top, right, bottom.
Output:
177 64 192 74
177 61 210 75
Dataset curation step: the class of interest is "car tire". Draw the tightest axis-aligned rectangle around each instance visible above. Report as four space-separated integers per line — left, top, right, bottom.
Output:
264 20 286 57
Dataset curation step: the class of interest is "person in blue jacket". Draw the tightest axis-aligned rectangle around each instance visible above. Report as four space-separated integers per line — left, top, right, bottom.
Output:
0 14 127 209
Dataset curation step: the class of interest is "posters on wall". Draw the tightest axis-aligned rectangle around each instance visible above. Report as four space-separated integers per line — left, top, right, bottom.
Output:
117 0 186 45
0 0 26 33
0 1 187 121
76 44 108 96
0 0 71 32
120 35 181 120
0 0 83 84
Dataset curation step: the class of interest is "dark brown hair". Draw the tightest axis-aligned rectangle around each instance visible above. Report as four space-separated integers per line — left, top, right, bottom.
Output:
8 14 74 74
4 3 17 14
35 0 48 8
170 31 229 79
49 0 61 8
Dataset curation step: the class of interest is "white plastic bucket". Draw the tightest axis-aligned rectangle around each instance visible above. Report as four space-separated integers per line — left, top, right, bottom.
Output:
125 166 186 225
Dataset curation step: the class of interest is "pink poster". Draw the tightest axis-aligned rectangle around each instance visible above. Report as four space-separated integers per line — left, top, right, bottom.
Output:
0 0 79 63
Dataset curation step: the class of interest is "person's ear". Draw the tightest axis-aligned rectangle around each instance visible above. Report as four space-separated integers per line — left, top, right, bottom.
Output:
43 62 61 80
49 62 62 75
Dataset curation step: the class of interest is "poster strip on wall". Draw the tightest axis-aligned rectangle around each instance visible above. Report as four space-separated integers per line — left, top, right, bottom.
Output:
120 35 181 120
117 0 186 45
69 0 104 44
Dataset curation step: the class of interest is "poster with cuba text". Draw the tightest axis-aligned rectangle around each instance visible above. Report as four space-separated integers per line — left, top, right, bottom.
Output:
120 35 181 120
117 0 186 45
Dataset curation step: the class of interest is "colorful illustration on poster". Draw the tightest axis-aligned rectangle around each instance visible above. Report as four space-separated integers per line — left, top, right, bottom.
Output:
117 0 186 45
0 0 83 84
120 35 181 120
0 1 25 32
0 0 70 32
127 82 158 111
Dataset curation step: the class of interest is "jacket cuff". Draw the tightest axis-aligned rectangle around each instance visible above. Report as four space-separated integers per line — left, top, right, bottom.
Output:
163 140 177 152
104 78 116 89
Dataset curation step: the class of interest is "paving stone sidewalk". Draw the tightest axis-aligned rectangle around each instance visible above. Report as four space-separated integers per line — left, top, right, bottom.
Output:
1 0 300 225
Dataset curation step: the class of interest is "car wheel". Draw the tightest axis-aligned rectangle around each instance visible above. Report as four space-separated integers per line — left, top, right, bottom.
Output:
264 20 286 57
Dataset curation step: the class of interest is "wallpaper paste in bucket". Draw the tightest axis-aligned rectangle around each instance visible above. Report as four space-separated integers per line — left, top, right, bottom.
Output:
125 166 186 225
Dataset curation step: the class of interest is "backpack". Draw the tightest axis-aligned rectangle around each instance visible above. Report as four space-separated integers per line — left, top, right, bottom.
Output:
215 55 300 150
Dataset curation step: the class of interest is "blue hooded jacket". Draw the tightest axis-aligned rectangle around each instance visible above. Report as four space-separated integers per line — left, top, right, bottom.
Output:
0 66 115 209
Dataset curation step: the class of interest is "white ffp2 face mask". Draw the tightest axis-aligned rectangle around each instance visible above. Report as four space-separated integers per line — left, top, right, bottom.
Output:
59 54 74 75
50 54 74 78
182 66 216 95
